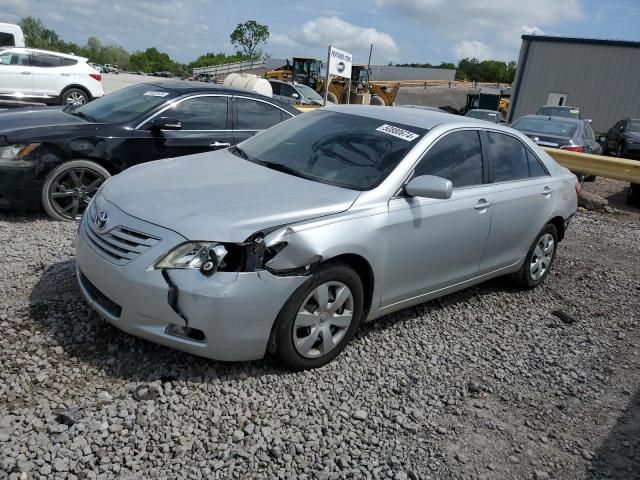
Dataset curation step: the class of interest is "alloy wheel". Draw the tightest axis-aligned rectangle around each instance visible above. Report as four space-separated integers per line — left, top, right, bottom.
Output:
292 281 354 359
49 168 106 220
66 91 87 106
529 233 555 281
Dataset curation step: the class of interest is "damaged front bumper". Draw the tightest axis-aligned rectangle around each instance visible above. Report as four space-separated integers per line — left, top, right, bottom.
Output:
75 207 307 361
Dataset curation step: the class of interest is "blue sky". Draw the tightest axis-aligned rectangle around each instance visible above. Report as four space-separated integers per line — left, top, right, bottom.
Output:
4 0 639 64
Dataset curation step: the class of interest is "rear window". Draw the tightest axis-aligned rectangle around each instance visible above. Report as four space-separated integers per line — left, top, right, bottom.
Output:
512 118 577 137
537 106 579 118
234 110 428 191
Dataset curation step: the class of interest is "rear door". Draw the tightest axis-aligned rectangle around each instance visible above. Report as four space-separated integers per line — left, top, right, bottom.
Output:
132 94 233 160
479 131 556 273
0 49 32 96
30 51 70 97
232 96 294 144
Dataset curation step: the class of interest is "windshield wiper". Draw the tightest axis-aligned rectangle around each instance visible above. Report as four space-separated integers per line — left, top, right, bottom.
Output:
66 108 96 122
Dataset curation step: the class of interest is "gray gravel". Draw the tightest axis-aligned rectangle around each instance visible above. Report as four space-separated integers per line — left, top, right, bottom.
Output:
1 209 639 479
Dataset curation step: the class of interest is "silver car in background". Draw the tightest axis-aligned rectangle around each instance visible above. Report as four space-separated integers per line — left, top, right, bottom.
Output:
76 106 578 370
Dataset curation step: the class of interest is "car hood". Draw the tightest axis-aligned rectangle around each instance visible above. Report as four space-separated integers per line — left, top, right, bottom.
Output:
103 149 360 241
624 132 640 142
0 106 88 139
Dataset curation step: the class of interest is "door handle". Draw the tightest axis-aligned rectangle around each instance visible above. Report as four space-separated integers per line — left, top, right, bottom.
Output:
210 142 230 148
20 71 31 75
542 187 553 196
474 200 492 210
61 73 71 77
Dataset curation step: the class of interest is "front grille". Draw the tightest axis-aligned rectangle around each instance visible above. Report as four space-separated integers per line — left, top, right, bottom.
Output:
83 219 160 266
79 271 122 318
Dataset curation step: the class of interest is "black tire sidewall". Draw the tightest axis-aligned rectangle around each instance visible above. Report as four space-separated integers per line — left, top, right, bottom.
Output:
521 224 559 288
272 262 364 370
41 160 111 221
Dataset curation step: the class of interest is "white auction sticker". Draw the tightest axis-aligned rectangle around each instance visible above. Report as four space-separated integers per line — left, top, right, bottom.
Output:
143 91 169 97
376 124 419 141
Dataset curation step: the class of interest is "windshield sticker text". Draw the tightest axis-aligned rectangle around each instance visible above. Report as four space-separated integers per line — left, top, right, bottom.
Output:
376 124 419 141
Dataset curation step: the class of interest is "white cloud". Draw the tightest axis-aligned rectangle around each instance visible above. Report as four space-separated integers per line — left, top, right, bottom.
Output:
374 0 582 59
454 40 493 61
270 16 398 60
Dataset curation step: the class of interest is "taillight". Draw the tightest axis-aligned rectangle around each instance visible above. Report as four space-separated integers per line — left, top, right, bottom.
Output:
89 73 102 82
560 145 583 152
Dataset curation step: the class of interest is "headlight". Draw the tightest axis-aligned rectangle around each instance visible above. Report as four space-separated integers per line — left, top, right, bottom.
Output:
156 242 228 275
0 143 40 164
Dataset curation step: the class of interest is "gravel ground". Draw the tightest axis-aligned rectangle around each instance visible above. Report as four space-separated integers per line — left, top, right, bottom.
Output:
1 209 639 480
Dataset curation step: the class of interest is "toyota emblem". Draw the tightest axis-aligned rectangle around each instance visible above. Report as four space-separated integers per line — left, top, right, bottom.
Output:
95 211 109 230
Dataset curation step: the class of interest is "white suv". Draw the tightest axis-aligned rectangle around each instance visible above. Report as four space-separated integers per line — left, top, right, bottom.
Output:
0 47 104 105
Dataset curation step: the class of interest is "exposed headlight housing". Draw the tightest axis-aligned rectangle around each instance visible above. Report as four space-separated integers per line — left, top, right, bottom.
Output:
0 143 40 165
156 242 228 275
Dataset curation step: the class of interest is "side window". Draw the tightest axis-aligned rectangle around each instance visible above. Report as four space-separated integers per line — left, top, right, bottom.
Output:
486 132 529 182
526 149 548 178
61 58 78 66
31 53 62 68
280 84 297 98
236 98 286 130
165 96 228 130
413 130 483 188
0 33 16 47
269 82 281 95
0 51 29 66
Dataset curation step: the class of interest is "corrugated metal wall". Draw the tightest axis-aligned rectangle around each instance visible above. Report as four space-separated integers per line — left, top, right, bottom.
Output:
509 38 640 132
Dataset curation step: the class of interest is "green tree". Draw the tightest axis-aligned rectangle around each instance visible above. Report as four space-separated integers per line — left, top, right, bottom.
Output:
229 20 270 60
19 16 62 50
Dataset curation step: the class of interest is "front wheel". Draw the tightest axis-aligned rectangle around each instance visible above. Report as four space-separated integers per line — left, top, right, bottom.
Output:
326 91 340 104
41 160 111 221
270 262 364 370
370 95 386 106
512 224 558 289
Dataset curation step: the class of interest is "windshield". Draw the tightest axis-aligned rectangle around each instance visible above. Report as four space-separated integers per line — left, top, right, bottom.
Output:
466 110 499 122
629 121 640 133
296 84 323 101
233 110 427 191
513 118 577 137
72 83 174 123
538 106 580 119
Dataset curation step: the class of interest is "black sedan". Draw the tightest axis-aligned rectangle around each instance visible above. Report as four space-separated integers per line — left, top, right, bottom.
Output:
604 118 640 158
0 81 299 220
511 115 602 155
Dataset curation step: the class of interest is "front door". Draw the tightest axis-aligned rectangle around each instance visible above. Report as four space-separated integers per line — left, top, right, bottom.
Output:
131 94 233 162
381 130 493 307
0 49 32 97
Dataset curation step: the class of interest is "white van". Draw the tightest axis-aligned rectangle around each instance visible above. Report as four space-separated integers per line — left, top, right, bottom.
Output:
0 23 25 48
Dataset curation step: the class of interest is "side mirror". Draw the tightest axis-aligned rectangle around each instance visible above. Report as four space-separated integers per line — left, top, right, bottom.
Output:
405 175 452 199
291 92 300 99
150 117 182 131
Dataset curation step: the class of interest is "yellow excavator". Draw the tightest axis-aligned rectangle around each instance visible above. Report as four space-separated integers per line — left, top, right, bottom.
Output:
265 57 399 106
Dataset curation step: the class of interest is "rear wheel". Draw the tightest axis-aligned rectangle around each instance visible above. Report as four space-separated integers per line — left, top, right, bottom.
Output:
370 95 386 106
61 87 89 106
271 262 364 370
41 160 110 221
512 224 558 289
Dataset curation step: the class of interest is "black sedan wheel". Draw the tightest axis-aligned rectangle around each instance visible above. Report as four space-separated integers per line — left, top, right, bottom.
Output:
41 160 110 221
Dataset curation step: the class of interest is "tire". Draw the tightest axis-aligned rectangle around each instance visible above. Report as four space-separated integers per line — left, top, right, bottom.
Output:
627 183 640 207
270 262 364 370
370 95 386 106
512 224 558 289
61 87 89 106
41 160 111 221
326 91 340 104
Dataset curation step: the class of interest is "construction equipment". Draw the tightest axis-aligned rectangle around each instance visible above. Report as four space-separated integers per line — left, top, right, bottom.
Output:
265 57 399 106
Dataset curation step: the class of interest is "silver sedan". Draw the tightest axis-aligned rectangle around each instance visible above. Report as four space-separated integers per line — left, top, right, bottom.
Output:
76 106 578 370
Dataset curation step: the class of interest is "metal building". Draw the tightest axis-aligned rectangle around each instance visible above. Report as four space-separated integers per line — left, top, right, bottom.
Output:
508 35 640 132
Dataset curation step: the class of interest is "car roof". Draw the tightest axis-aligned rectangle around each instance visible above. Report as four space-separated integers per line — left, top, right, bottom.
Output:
323 104 476 129
6 46 86 61
515 114 584 125
137 81 300 114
